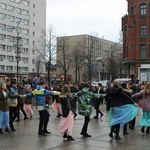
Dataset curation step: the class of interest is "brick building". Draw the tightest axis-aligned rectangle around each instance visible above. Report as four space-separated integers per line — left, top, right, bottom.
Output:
122 0 150 82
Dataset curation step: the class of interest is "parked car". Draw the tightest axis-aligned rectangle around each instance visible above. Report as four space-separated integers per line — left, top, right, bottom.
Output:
99 80 111 89
114 78 131 84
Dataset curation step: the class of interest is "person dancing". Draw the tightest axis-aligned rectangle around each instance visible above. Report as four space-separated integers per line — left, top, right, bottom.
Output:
132 82 150 135
58 85 75 141
107 81 138 140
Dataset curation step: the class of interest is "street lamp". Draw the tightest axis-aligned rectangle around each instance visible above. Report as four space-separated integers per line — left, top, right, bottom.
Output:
13 23 22 84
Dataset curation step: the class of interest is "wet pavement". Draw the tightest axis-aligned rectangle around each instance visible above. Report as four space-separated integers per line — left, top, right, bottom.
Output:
0 104 150 150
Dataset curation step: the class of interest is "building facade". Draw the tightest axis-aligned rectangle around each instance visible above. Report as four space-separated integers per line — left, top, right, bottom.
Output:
0 0 46 81
56 34 123 83
122 0 150 82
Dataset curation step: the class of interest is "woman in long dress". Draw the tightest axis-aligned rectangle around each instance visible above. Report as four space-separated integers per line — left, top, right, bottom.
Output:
108 81 138 140
132 82 150 134
58 85 75 141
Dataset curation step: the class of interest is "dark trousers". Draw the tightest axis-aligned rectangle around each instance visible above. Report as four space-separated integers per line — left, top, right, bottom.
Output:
81 116 90 135
123 123 128 133
17 103 27 120
129 117 136 128
9 106 17 129
110 123 120 136
106 98 111 111
38 109 50 133
94 99 103 117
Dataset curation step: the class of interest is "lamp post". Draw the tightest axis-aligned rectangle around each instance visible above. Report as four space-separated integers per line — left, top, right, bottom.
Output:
13 23 22 84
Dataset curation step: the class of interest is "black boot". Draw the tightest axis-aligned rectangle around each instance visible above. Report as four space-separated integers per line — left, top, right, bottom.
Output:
0 128 3 134
67 136 75 141
141 126 145 133
115 135 122 140
10 127 16 132
5 127 11 133
146 127 150 135
63 133 68 139
109 125 115 139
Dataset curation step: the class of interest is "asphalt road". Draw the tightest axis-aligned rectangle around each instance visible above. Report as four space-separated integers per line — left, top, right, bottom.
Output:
0 104 150 150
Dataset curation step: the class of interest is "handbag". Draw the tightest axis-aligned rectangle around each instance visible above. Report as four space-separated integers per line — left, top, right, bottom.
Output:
8 98 18 107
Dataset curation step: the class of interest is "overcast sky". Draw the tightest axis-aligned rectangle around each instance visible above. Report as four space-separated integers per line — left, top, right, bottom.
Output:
46 0 128 42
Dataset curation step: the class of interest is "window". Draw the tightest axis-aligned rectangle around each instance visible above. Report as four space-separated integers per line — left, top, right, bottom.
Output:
8 15 15 22
16 0 22 3
140 25 146 36
32 50 35 55
16 17 21 23
7 25 14 32
33 4 35 8
7 35 14 42
22 48 28 53
0 44 6 51
140 4 146 15
22 67 28 72
33 22 35 26
22 28 28 35
0 55 5 61
0 3 7 10
33 13 35 17
23 19 29 25
33 41 35 45
7 45 13 52
0 65 4 71
6 66 13 71
16 7 22 14
140 44 146 59
8 5 15 11
33 32 35 36
130 6 134 15
0 13 7 20
0 34 6 40
23 38 29 45
23 0 29 6
0 23 6 30
22 57 28 63
7 56 14 62
32 59 34 64
22 9 28 16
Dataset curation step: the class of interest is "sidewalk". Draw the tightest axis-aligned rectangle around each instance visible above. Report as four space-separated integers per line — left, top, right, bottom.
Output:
0 105 150 150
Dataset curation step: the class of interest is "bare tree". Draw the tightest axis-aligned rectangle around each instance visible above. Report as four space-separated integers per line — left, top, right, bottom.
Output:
71 45 85 83
36 25 57 85
77 35 97 82
57 36 72 83
35 55 42 77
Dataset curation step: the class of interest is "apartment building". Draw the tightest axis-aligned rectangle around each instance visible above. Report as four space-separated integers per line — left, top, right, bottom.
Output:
56 35 123 82
0 0 46 81
122 0 150 82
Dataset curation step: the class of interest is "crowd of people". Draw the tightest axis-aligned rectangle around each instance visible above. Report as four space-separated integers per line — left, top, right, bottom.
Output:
0 76 150 143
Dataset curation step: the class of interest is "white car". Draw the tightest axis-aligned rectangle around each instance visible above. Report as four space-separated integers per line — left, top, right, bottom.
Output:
99 80 110 89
